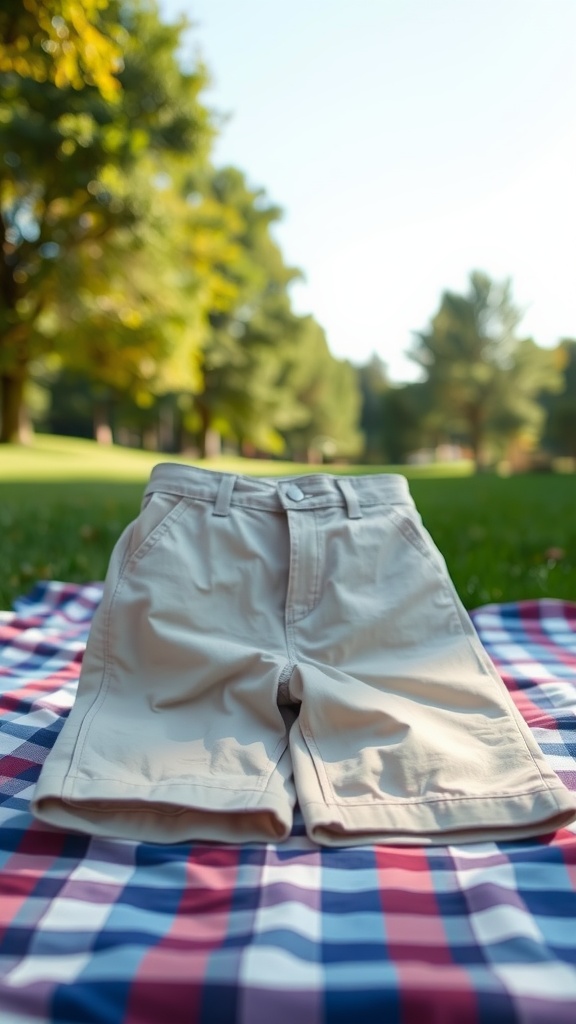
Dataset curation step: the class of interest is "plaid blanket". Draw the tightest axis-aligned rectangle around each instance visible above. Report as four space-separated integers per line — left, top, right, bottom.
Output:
1 583 575 1024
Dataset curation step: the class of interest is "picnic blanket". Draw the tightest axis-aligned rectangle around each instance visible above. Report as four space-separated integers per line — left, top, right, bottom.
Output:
0 582 575 1024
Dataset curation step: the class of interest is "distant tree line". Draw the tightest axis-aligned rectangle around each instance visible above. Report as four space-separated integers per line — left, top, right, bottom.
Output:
360 275 576 470
0 1 574 467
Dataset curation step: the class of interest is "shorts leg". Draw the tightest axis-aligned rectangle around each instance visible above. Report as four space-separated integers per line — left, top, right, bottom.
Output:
33 485 295 844
287 498 576 846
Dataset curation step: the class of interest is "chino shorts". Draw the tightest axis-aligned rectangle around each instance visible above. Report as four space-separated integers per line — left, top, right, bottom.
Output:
33 465 576 846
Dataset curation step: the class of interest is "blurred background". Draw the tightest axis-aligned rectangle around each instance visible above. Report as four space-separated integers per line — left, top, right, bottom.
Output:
0 0 574 468
0 1 575 607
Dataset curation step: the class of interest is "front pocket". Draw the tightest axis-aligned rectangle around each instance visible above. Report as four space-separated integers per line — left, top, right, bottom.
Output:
123 493 188 573
385 506 435 560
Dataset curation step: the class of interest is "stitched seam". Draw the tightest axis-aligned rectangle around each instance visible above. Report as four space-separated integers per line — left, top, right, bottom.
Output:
65 499 190 786
300 784 569 809
446 581 553 789
147 493 412 514
290 510 321 623
299 719 339 806
124 497 189 571
385 507 434 560
384 505 554 789
284 511 300 670
64 774 276 790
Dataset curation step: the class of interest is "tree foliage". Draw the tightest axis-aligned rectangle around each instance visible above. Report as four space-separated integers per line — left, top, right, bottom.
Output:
0 0 123 100
0 0 364 456
410 271 563 467
276 317 363 461
181 165 303 455
541 339 576 457
358 354 389 462
0 0 210 441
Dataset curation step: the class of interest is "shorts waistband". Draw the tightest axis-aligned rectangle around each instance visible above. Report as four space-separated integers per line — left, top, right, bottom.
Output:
144 463 413 515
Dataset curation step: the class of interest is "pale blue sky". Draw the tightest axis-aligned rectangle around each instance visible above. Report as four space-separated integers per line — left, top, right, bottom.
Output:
158 0 576 380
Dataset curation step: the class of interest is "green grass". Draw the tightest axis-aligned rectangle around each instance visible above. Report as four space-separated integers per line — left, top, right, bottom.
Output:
408 474 576 607
1 435 575 610
0 433 474 481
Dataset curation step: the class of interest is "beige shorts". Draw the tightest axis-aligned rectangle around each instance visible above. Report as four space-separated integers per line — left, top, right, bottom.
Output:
33 465 576 846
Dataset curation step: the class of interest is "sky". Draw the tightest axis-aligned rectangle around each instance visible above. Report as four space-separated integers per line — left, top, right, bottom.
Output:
157 0 576 381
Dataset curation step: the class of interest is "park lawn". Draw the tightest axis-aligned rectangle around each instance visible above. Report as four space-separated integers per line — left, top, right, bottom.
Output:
1 436 575 610
0 433 474 481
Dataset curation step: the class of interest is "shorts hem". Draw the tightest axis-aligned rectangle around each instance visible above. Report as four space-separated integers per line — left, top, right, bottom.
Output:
32 772 294 845
300 786 576 847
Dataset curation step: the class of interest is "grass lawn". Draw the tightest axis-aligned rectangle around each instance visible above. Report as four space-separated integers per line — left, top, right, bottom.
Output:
1 435 575 610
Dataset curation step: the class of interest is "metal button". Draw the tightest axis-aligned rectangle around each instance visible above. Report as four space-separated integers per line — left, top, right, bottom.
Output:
286 484 306 502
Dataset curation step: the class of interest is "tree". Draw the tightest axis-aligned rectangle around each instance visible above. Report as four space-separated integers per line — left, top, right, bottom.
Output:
0 0 123 100
48 159 213 442
356 355 433 464
182 165 308 457
277 317 363 462
0 0 211 442
357 354 389 462
541 339 576 457
379 383 432 465
410 271 562 468
1 2 364 455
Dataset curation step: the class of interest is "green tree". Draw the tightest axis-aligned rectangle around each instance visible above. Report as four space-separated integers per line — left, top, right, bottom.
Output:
183 165 307 457
410 271 562 468
356 355 432 465
47 158 217 442
358 353 389 462
278 317 363 462
541 339 576 457
0 0 210 442
380 382 431 464
0 0 123 100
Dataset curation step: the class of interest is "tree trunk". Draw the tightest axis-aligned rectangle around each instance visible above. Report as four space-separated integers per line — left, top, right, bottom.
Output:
158 402 175 452
468 406 484 472
0 372 30 444
198 403 221 458
93 399 113 445
204 427 221 458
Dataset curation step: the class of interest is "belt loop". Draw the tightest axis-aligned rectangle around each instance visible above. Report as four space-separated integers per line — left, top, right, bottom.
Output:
212 474 237 516
336 478 363 519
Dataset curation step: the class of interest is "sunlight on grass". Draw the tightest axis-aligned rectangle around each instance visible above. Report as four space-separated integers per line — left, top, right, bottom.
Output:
0 434 475 481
